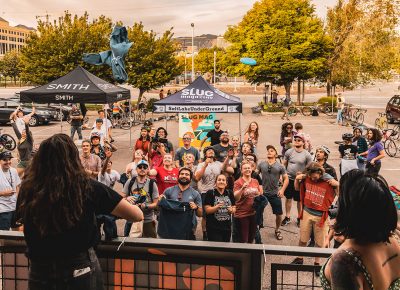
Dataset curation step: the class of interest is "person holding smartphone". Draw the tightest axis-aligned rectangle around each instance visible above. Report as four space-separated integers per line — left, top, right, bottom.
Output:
0 151 21 230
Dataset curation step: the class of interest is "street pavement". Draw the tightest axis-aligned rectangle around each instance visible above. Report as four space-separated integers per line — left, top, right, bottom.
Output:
1 82 400 288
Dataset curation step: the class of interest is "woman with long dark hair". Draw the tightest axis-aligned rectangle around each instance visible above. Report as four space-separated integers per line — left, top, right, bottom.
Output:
280 122 294 155
361 128 385 175
16 134 143 290
320 170 399 289
134 127 151 157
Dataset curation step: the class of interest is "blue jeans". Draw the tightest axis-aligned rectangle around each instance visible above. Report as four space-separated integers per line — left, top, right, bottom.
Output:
70 126 82 140
96 215 117 240
29 248 103 290
0 211 14 230
336 109 343 124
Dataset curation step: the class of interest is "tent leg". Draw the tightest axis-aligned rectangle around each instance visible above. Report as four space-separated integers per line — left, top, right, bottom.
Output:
129 99 132 149
104 107 108 142
60 103 63 133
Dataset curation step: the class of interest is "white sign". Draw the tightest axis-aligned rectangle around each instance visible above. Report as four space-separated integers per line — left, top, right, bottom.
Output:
166 105 227 113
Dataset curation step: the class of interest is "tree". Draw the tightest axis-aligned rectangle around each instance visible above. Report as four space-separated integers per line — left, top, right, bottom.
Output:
19 12 114 85
194 47 225 75
1 50 21 84
224 0 332 102
125 23 181 102
326 0 399 94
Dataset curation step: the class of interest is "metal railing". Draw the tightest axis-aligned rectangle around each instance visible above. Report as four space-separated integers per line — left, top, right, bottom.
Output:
0 231 334 289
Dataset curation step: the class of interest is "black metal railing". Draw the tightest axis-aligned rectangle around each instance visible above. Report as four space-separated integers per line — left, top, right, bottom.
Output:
0 231 334 290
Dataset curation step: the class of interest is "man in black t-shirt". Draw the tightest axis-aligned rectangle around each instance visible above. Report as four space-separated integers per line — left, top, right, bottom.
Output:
200 120 223 147
212 131 233 162
69 104 83 140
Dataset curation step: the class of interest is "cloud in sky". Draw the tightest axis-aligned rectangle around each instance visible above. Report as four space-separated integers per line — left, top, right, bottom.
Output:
1 0 338 36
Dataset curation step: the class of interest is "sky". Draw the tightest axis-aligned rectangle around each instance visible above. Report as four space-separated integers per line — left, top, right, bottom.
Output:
1 0 338 37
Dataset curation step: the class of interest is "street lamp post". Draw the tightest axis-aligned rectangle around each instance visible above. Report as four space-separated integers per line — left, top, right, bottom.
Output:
213 50 216 84
184 53 187 84
191 23 195 83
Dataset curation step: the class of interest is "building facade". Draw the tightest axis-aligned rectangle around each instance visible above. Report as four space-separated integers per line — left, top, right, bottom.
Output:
0 17 35 57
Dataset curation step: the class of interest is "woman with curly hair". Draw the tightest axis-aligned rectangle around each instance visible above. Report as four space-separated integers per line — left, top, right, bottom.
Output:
244 122 259 154
280 122 294 155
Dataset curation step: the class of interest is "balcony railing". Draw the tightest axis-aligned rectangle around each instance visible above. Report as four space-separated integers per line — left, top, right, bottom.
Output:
0 231 334 289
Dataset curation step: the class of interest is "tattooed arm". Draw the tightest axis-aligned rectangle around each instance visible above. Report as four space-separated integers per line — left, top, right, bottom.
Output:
330 249 365 290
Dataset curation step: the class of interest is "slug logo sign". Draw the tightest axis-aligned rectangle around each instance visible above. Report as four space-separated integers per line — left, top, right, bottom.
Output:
181 88 214 100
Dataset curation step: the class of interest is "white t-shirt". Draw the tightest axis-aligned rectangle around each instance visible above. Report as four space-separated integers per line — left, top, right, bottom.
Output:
195 161 222 193
98 170 121 189
90 128 106 145
16 118 26 135
0 168 21 212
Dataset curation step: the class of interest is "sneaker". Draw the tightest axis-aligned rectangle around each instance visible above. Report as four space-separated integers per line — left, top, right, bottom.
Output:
281 217 291 226
290 257 304 265
296 218 300 227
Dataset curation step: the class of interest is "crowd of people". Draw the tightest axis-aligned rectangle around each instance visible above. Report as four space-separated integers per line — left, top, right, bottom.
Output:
0 104 399 289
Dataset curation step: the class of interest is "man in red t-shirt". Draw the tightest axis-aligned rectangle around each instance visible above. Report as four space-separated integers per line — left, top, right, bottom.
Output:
149 153 178 195
291 162 338 267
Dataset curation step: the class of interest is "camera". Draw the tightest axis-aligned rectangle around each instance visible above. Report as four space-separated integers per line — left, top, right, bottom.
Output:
328 204 338 219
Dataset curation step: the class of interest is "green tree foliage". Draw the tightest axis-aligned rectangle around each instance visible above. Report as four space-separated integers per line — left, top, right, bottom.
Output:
326 0 399 94
125 23 181 102
0 50 21 84
194 47 225 74
224 0 332 101
19 12 114 85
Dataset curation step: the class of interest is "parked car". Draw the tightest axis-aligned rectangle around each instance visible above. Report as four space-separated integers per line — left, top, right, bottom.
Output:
386 95 400 124
0 98 55 126
14 93 72 121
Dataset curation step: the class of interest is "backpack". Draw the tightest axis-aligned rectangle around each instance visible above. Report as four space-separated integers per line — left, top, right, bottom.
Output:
127 177 155 202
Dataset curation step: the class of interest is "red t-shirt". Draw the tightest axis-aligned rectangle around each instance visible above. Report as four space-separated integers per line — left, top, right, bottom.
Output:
134 139 150 156
233 178 260 218
155 166 179 195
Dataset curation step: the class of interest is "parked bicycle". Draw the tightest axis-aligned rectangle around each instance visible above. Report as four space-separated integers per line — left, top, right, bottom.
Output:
375 112 388 130
0 128 16 151
302 102 334 116
383 128 400 157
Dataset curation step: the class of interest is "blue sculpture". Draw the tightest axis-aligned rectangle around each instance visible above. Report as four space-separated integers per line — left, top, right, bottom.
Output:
83 26 132 83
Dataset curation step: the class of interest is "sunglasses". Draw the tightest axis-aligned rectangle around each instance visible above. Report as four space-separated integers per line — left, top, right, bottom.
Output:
286 127 293 129
137 165 148 169
183 138 191 140
294 138 303 142
268 165 272 173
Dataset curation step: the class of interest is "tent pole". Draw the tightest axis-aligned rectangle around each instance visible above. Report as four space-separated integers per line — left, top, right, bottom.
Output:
104 107 108 142
239 113 242 144
60 103 63 133
129 99 132 149
165 113 168 131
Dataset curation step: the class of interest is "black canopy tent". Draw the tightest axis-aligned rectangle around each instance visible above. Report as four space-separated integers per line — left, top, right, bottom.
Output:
20 66 131 136
153 76 243 139
20 66 130 104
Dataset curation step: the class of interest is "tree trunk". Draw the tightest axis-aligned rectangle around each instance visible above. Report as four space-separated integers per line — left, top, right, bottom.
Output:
284 82 291 98
297 79 301 105
302 80 305 103
326 81 331 96
138 89 145 104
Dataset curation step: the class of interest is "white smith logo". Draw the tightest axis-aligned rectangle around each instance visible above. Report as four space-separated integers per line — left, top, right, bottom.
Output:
181 88 213 100
47 84 90 90
55 95 74 101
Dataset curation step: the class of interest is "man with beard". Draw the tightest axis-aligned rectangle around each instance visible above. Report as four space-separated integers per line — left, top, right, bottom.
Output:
80 140 102 179
159 167 202 240
195 147 233 240
175 133 200 167
282 134 312 227
315 145 337 180
149 153 179 195
212 131 233 163
200 120 223 147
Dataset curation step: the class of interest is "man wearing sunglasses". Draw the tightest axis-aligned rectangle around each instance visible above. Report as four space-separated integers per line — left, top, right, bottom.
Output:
0 151 21 230
123 160 159 238
282 134 312 227
175 133 200 168
256 145 289 240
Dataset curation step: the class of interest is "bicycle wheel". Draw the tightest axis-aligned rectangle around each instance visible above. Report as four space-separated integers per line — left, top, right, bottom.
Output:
120 116 132 130
301 106 312 116
0 134 17 151
391 125 400 140
288 106 298 116
356 113 364 125
385 140 398 157
324 106 334 116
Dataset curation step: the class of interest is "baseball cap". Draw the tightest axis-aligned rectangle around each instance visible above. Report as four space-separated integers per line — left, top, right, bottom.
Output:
137 160 149 167
0 151 13 160
90 132 101 140
293 134 305 141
